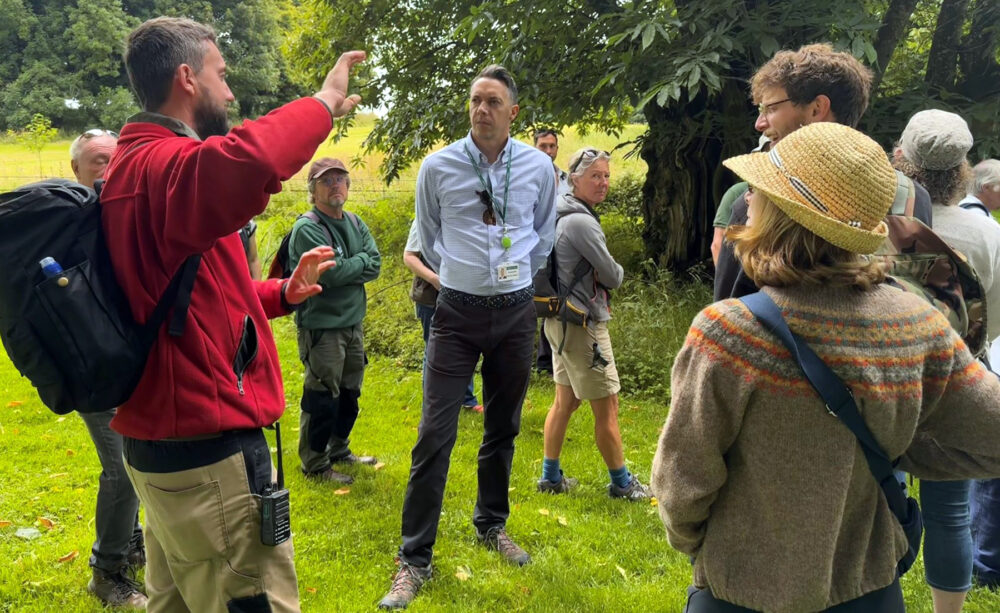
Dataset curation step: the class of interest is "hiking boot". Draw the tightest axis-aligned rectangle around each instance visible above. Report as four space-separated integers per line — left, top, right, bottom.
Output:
331 452 378 466
537 472 578 494
377 561 431 610
126 531 146 571
303 467 354 484
476 526 531 566
88 567 148 609
608 475 652 502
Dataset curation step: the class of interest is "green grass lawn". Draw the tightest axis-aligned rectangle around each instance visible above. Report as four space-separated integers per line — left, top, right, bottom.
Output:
4 121 1000 611
3 323 1000 612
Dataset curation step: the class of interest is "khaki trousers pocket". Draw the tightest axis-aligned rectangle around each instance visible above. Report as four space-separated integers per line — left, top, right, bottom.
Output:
144 480 230 563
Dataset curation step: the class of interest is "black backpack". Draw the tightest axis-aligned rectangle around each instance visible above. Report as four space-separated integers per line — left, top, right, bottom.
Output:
532 211 593 352
0 179 200 414
267 210 359 279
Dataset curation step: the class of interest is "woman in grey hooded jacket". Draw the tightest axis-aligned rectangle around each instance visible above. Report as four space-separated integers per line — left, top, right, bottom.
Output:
536 147 650 501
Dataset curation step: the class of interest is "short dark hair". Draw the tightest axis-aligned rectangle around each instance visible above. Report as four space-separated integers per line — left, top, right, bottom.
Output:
125 17 217 111
533 129 558 145
751 43 872 128
473 64 518 105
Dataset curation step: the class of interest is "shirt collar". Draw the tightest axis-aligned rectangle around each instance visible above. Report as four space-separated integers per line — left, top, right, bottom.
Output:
126 112 202 141
464 132 513 165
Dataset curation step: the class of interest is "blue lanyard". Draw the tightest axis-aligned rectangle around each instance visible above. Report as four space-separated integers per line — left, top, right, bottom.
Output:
464 141 513 227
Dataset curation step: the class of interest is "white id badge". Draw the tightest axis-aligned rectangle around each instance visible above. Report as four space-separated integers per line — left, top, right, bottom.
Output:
497 261 520 282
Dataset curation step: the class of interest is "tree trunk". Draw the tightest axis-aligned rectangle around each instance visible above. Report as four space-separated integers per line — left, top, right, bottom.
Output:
958 0 1000 99
640 81 755 270
926 0 970 88
872 0 919 88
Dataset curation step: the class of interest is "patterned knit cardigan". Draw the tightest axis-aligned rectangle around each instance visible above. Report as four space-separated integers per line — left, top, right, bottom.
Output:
651 283 1000 613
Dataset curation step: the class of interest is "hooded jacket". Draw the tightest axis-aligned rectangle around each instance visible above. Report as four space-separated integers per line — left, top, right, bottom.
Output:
552 192 623 323
100 98 332 440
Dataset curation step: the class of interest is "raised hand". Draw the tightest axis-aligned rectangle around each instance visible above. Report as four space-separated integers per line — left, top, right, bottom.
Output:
284 246 336 305
314 50 367 118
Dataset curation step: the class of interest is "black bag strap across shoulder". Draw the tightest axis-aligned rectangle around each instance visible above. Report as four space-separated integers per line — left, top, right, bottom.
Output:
739 291 920 573
141 255 201 345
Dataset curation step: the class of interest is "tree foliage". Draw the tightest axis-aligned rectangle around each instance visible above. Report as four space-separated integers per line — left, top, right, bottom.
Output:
289 0 1000 270
0 0 306 132
7 113 59 175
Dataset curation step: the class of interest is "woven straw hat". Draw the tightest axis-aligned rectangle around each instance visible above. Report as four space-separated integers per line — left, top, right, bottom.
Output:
723 123 896 254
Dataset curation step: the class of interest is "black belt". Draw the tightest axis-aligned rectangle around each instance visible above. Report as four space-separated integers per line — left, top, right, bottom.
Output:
124 428 266 473
440 286 534 310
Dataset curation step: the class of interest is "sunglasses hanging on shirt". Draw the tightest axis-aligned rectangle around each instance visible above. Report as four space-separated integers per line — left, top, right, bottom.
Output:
477 190 497 226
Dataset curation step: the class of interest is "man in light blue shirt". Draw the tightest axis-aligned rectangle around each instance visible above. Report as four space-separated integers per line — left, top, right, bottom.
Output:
380 64 556 610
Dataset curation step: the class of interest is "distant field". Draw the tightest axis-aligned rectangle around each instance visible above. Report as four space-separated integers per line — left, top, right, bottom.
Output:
0 115 649 199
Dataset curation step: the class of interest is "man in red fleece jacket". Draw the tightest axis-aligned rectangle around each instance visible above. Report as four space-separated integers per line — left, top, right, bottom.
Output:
101 16 364 612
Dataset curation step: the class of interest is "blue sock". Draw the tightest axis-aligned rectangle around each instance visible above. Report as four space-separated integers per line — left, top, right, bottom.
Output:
609 465 632 488
542 457 561 483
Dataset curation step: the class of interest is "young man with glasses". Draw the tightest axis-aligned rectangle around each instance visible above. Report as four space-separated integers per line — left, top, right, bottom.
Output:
379 64 556 610
69 129 148 610
713 43 932 301
290 157 381 485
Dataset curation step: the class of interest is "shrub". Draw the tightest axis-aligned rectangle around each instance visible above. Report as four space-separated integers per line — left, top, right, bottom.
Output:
608 265 711 399
257 188 427 368
258 174 715 398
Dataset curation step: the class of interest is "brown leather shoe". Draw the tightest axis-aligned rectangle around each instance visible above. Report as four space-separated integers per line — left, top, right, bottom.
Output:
477 526 531 566
304 467 354 484
377 561 431 609
88 568 148 609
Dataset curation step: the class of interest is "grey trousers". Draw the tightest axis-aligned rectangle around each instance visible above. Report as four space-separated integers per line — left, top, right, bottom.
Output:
399 295 536 567
79 409 142 572
296 324 366 474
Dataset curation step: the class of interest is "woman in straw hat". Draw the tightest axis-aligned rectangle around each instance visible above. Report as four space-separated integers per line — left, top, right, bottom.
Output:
651 122 1000 612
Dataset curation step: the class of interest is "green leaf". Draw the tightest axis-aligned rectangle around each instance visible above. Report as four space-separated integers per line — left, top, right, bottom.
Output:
759 35 779 58
864 42 877 64
642 23 656 51
687 64 702 92
656 86 671 107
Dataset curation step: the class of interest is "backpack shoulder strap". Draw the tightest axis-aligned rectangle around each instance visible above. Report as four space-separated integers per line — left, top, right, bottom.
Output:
738 291 910 522
890 171 915 217
345 210 361 231
960 200 991 216
300 210 336 248
141 254 202 344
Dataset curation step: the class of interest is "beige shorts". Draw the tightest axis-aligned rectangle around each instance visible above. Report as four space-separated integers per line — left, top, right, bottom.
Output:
544 318 620 400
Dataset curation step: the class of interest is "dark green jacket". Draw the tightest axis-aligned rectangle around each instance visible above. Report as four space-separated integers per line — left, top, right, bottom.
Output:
289 207 381 329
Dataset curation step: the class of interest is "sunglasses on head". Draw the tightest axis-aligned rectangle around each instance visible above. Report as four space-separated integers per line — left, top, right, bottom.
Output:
80 129 118 139
570 148 609 174
477 190 497 225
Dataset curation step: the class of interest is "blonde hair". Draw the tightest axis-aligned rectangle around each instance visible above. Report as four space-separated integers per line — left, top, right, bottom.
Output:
727 195 886 290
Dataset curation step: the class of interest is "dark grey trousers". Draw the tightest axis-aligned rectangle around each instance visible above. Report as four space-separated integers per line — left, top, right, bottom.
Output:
79 409 142 572
399 295 536 567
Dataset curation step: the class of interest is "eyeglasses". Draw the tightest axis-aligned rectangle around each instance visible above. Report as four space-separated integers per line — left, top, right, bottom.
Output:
570 148 609 174
319 174 348 187
80 129 118 139
757 98 791 116
477 190 497 225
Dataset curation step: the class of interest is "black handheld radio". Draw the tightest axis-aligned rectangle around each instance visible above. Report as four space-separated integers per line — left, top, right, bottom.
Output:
260 421 291 546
